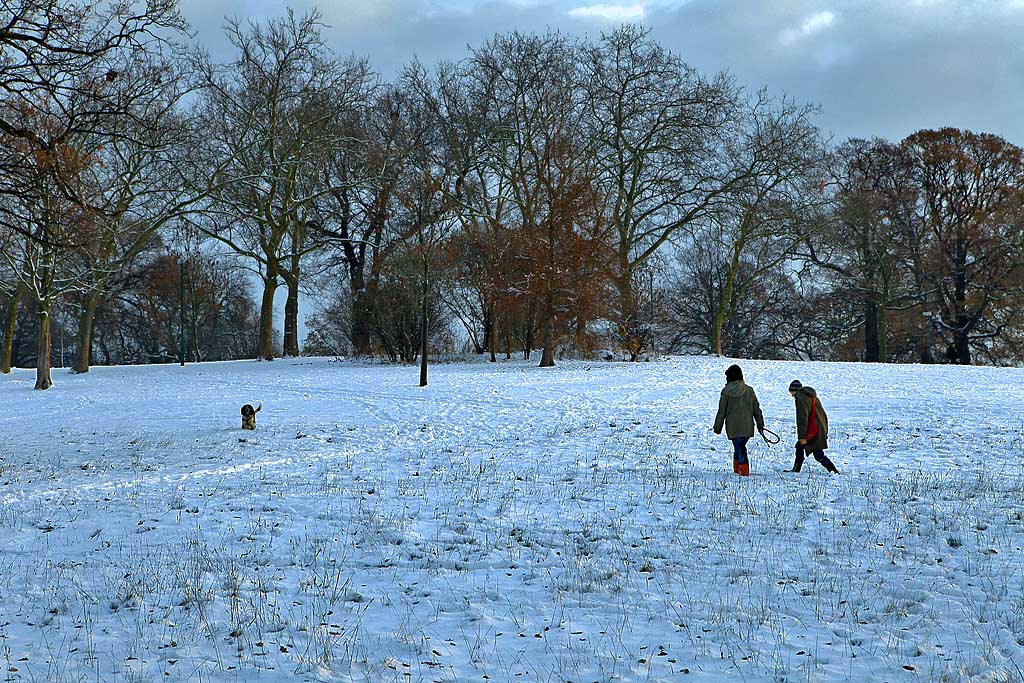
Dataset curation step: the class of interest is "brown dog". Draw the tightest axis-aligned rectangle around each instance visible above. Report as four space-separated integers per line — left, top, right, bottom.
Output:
241 403 262 430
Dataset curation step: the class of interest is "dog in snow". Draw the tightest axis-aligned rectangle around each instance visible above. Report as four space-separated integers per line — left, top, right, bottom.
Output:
241 403 262 430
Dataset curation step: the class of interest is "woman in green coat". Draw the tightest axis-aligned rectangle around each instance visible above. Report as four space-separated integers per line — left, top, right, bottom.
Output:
713 364 765 476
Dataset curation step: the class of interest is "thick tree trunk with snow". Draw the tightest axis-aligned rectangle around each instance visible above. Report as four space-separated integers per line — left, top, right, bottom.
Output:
615 269 642 362
257 264 279 361
72 288 102 373
349 267 373 356
711 307 726 358
283 275 300 357
34 304 53 390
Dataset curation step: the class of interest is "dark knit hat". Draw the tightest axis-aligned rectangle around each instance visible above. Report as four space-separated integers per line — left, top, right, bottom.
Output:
788 379 802 392
725 364 743 382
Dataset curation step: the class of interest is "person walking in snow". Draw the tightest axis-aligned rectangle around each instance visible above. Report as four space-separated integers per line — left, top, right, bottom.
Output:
713 364 765 477
786 379 839 474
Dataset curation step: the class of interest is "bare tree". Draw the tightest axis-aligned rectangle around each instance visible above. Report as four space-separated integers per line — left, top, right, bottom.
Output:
440 71 516 362
584 25 744 359
309 82 430 358
0 168 93 388
0 0 188 244
62 51 204 373
659 241 841 360
398 64 474 385
706 94 826 356
191 9 372 359
0 0 190 384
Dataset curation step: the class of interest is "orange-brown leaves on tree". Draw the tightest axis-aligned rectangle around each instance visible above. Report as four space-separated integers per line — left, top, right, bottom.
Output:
901 128 1024 364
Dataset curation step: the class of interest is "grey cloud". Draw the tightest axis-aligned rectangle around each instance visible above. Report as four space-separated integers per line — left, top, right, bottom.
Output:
178 0 1024 145
646 0 1024 144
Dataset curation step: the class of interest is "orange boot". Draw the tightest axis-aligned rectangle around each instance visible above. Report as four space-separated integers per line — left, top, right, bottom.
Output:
733 458 740 474
737 462 750 477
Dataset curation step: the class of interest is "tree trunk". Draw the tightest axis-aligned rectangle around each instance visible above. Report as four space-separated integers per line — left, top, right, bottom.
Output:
419 301 429 385
955 315 972 365
575 310 589 359
283 219 304 358
1 282 25 374
283 274 300 357
539 314 554 367
482 307 493 357
257 264 279 361
190 301 202 363
711 303 726 358
488 307 497 363
539 291 555 368
419 252 429 387
72 288 102 373
523 300 534 361
350 273 373 356
952 243 972 365
35 303 53 390
615 270 641 361
713 243 744 358
863 296 880 362
877 306 888 362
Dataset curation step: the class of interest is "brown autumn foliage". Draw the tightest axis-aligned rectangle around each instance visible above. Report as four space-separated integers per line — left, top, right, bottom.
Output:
104 253 260 364
902 128 1024 365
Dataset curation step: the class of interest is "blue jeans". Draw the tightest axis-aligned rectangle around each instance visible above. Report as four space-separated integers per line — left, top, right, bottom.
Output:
731 437 750 465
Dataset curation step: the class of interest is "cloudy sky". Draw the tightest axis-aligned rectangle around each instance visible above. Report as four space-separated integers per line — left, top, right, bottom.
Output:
177 0 1024 146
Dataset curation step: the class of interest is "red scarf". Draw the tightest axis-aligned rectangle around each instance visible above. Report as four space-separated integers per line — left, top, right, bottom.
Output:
806 396 819 442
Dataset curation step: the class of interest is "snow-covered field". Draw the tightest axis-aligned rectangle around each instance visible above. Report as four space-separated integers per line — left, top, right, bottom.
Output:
1 356 1024 682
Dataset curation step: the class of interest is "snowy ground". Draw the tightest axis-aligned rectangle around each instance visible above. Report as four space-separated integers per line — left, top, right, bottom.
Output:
1 356 1024 683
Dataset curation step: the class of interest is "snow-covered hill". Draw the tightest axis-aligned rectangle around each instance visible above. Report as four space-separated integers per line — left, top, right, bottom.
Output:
1 356 1022 682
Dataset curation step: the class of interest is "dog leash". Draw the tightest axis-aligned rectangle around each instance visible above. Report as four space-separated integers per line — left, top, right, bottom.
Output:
760 428 781 445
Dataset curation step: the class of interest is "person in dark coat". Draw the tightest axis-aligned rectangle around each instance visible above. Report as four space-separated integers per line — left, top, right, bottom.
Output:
713 364 765 476
786 380 838 474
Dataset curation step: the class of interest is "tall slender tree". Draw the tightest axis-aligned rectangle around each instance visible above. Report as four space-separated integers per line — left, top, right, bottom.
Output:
707 94 826 356
584 26 745 359
192 10 372 360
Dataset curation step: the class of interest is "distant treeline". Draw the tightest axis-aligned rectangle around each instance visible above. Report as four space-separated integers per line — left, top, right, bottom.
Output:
2 4 1022 389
